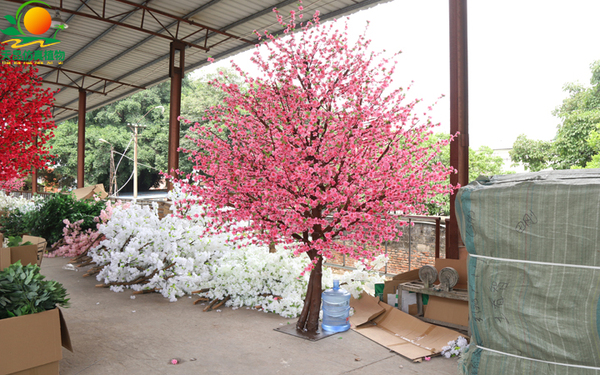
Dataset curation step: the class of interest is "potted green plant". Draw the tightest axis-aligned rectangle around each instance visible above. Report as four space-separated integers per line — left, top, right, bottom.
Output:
0 261 69 319
0 261 72 375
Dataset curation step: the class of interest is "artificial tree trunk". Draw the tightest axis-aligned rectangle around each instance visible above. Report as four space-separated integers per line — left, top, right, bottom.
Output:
296 250 323 332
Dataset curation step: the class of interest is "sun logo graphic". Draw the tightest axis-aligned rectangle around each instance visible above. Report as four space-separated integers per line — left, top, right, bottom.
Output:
1 0 64 48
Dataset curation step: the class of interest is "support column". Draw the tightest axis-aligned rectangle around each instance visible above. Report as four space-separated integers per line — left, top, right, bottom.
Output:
77 89 86 188
168 41 185 190
31 169 37 194
448 0 469 259
32 136 38 194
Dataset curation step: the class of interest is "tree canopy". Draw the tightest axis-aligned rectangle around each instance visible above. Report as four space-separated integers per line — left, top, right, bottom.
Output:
0 43 56 182
510 60 600 171
46 69 240 192
425 133 511 216
174 8 454 332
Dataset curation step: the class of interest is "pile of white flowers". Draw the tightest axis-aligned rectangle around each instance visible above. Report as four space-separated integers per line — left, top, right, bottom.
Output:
204 246 386 318
90 201 230 301
0 192 44 214
441 336 469 358
203 244 312 317
89 188 386 317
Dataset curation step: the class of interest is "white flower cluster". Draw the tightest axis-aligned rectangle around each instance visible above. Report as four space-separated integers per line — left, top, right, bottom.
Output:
89 187 387 317
0 192 44 214
204 244 314 318
336 255 387 298
441 336 469 358
205 249 386 318
90 201 229 302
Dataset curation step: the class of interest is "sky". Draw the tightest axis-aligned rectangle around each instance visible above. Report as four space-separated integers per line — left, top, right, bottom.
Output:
192 0 600 150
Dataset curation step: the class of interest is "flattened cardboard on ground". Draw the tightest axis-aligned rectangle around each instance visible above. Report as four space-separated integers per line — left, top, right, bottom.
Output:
0 308 72 375
350 292 463 360
349 293 385 327
382 269 420 305
72 184 108 200
0 244 38 271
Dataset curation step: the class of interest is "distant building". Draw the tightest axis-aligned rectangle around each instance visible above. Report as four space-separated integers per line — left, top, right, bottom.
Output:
492 148 526 174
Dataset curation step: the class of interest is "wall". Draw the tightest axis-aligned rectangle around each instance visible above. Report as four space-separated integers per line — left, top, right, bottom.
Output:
325 220 446 276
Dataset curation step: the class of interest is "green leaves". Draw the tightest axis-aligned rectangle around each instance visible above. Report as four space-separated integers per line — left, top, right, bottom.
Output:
7 236 24 247
4 15 16 25
509 134 554 172
513 60 600 171
0 193 106 246
0 261 69 320
0 26 21 36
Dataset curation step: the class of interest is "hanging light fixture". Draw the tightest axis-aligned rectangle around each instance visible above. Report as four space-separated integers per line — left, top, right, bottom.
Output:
50 10 68 30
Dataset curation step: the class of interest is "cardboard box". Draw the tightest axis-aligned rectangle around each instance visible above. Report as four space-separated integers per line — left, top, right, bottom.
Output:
381 269 420 305
22 236 47 267
422 248 469 327
381 252 470 329
350 292 463 360
71 184 108 200
424 296 469 327
0 308 72 375
349 293 386 326
0 244 38 271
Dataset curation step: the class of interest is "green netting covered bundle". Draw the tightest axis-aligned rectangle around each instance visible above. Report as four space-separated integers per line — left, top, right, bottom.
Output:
456 170 600 374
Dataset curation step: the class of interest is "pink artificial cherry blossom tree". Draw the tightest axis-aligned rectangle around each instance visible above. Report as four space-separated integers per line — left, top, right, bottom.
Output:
174 5 455 333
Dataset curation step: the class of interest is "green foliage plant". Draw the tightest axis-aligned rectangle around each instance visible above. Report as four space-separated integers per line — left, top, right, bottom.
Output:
0 261 69 319
0 193 106 246
6 236 33 247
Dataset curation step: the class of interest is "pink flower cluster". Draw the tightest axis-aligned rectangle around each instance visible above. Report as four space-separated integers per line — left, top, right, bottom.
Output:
0 177 25 193
48 200 130 258
47 218 104 258
173 3 456 274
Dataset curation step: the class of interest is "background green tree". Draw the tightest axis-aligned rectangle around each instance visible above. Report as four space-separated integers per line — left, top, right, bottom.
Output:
47 69 241 192
425 133 511 216
510 60 600 171
509 134 554 172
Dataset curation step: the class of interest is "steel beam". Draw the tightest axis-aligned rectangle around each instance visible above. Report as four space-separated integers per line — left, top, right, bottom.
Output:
53 0 390 122
167 41 184 190
77 89 86 188
5 0 249 51
42 80 108 96
113 0 252 44
448 0 469 259
39 65 146 90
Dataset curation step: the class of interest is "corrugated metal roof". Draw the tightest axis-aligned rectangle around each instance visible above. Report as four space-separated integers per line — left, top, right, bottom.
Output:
0 0 392 123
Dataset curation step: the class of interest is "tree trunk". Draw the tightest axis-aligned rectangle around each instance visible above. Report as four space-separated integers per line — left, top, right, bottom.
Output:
296 250 323 332
268 241 276 253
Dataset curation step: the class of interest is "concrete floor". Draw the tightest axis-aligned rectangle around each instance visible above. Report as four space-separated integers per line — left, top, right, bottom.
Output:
41 257 460 375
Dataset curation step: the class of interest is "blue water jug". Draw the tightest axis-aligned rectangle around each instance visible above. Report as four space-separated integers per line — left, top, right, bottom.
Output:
321 279 351 332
